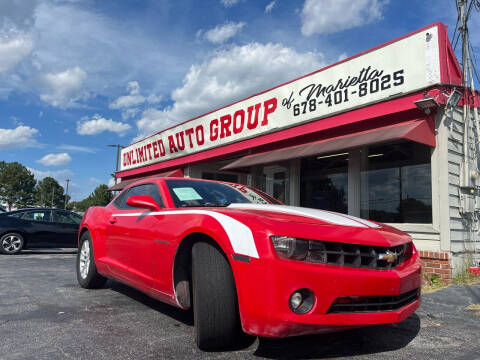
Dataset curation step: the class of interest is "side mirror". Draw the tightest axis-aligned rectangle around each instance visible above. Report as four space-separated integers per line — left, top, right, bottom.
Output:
126 195 161 211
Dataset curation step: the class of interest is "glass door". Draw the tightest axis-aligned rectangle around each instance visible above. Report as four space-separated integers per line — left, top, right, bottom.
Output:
263 165 289 204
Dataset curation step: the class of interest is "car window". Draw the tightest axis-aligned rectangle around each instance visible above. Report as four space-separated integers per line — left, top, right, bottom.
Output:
113 189 129 209
55 211 82 224
22 210 52 222
114 183 164 210
8 212 24 218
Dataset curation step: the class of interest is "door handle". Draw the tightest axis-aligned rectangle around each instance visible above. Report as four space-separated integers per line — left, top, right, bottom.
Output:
109 217 117 224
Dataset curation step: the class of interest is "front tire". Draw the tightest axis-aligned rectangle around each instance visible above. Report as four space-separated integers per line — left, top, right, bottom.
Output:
192 242 241 350
0 232 24 255
76 231 107 289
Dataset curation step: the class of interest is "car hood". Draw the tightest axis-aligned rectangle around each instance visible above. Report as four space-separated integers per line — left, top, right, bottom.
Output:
222 204 381 228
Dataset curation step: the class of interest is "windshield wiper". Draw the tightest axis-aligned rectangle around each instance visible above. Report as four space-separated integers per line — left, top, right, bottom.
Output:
203 202 231 207
180 202 231 207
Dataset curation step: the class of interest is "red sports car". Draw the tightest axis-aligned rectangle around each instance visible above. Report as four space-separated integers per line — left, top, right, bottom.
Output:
76 177 421 350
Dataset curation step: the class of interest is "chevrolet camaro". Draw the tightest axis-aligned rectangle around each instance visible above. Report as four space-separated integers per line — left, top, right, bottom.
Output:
76 177 421 350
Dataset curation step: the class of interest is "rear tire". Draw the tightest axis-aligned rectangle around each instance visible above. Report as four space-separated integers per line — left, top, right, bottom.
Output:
192 242 241 350
0 232 24 255
76 231 107 289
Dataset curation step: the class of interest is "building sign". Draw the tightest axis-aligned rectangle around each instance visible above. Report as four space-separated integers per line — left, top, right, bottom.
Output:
121 25 441 171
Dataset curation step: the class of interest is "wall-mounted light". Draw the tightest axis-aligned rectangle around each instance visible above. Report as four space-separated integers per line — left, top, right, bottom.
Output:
446 89 463 108
414 97 439 115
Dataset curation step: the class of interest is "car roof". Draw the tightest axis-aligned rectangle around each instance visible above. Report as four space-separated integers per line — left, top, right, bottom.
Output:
8 208 72 212
121 176 216 191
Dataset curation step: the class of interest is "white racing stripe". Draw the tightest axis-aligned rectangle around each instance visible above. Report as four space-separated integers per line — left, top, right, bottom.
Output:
227 204 381 228
112 210 259 258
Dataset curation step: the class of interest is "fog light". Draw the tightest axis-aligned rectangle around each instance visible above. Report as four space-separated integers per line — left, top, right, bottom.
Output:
289 289 315 314
290 292 303 309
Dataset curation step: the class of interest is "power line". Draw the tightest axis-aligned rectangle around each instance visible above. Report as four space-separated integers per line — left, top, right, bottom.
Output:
468 40 480 84
467 0 475 20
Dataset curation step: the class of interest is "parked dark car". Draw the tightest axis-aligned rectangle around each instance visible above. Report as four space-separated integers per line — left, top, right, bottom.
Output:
0 208 83 254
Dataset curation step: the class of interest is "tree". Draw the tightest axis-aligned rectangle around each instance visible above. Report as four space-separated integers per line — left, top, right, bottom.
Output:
35 177 65 208
0 162 36 210
89 184 113 206
71 184 113 212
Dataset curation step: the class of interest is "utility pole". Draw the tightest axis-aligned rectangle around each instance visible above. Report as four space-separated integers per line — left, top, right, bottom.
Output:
64 179 70 209
51 187 55 208
458 0 480 147
457 0 480 264
108 144 123 185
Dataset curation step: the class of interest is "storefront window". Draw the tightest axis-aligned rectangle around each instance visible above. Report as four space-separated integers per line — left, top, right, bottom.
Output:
360 142 432 223
253 164 290 204
300 153 348 213
202 172 238 183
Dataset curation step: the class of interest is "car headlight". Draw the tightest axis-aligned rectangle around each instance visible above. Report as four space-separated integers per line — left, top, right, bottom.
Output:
271 235 329 263
271 236 309 260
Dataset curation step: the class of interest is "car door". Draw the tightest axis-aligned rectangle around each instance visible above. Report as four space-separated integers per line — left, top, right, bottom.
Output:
20 210 56 247
106 183 165 289
52 210 82 247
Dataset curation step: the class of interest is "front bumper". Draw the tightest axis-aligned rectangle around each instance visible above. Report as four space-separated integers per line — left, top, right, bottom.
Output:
233 251 422 338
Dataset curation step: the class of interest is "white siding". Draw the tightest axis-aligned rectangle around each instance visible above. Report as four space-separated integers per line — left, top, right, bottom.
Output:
445 107 480 272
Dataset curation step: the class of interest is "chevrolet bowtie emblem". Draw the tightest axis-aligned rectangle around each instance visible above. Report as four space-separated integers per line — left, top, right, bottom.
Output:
378 251 397 263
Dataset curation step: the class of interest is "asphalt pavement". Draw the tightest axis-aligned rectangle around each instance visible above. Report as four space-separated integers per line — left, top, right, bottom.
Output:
1 252 479 360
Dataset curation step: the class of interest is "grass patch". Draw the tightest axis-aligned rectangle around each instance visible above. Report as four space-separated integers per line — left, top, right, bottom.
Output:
422 273 449 294
452 270 480 285
466 304 480 310
422 282 449 294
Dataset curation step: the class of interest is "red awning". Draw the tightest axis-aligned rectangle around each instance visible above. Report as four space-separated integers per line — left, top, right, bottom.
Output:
109 169 183 191
221 119 434 170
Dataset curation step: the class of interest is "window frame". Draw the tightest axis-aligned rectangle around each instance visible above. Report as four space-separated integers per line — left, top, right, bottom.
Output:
54 210 82 224
22 210 53 222
113 183 164 210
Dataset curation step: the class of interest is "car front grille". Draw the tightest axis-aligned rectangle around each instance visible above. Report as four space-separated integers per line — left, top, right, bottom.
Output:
327 288 420 314
307 241 412 270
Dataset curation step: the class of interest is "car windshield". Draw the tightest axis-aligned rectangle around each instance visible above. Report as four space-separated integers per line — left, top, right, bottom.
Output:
165 179 279 207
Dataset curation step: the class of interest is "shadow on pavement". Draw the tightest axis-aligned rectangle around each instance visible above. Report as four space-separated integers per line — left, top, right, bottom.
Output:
253 314 420 359
107 280 194 326
105 278 420 357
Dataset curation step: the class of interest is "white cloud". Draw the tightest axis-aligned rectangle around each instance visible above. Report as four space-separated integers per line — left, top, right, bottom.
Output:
38 152 71 167
220 0 241 7
109 81 145 109
88 177 102 185
199 22 246 44
109 81 162 116
265 1 276 13
0 125 39 149
39 66 88 108
27 167 74 182
146 94 162 103
121 108 140 120
57 144 97 153
0 1 188 108
0 31 33 72
300 0 388 36
77 114 131 136
135 42 324 138
108 177 116 187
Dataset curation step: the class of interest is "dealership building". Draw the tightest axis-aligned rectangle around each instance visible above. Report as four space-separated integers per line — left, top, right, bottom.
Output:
114 23 480 281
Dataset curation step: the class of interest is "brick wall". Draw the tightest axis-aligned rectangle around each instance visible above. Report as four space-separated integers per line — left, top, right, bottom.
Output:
418 250 452 283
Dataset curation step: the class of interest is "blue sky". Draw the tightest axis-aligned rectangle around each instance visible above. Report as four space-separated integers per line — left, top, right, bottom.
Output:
0 0 478 201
